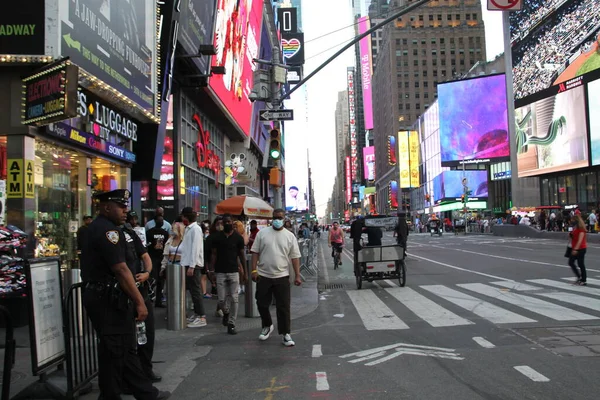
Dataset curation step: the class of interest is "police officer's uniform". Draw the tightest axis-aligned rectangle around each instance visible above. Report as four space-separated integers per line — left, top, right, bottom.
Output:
82 189 165 400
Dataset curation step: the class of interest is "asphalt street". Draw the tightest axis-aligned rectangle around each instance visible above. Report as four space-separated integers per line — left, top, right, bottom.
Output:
164 231 600 399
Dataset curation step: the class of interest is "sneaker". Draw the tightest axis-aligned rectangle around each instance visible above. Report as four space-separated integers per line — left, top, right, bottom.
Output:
227 323 237 335
222 313 230 327
282 333 295 347
203 293 212 299
259 325 274 341
577 281 587 286
215 309 224 318
188 317 207 328
186 314 197 323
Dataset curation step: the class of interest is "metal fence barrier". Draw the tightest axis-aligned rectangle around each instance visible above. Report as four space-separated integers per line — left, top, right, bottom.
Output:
298 237 317 278
1 305 16 400
64 283 98 399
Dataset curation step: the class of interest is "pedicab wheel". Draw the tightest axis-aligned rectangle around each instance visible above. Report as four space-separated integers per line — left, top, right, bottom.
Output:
396 260 406 287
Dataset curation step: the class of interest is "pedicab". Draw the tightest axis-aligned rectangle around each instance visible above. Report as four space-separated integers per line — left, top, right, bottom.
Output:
354 215 406 289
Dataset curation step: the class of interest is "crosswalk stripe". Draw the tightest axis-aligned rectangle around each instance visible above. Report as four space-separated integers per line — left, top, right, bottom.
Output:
421 285 536 324
561 277 600 286
529 279 600 297
490 281 542 291
458 283 597 321
385 287 474 327
535 291 600 312
346 290 409 330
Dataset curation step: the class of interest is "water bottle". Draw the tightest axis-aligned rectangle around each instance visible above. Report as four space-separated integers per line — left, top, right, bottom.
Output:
136 321 147 345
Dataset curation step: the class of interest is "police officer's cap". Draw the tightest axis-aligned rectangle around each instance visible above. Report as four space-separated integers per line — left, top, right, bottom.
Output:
94 189 130 206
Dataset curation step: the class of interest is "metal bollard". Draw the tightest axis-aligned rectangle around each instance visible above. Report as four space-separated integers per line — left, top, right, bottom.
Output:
167 264 186 330
244 259 260 318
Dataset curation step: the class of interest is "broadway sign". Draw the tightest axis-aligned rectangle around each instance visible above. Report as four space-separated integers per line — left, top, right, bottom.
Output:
59 0 156 112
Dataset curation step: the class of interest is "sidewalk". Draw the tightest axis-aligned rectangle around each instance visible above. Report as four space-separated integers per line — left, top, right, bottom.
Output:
0 246 320 399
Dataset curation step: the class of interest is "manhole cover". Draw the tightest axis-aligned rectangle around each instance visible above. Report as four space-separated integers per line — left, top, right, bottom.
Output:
324 284 345 289
0 370 26 384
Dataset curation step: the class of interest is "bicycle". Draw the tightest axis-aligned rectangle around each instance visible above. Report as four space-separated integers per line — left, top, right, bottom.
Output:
331 243 343 270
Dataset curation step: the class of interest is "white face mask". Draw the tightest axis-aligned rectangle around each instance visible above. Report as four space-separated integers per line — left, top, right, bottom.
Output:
272 219 284 229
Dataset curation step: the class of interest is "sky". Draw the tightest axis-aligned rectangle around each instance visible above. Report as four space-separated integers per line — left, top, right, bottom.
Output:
284 0 505 218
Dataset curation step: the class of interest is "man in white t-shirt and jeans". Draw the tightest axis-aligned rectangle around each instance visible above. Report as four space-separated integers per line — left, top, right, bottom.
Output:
251 208 302 346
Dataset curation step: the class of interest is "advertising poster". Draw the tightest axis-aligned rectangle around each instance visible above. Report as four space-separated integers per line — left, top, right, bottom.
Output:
282 32 305 66
434 170 488 201
347 67 358 181
387 135 397 165
178 0 217 74
59 0 156 112
211 0 263 136
438 74 510 167
409 131 420 188
345 156 351 203
389 181 398 209
398 131 410 188
249 21 272 155
358 16 374 130
589 79 600 165
362 146 375 182
0 1 45 55
516 85 588 177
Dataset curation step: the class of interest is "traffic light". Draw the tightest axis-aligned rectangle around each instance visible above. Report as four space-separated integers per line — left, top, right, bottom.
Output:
461 194 466 203
269 129 281 160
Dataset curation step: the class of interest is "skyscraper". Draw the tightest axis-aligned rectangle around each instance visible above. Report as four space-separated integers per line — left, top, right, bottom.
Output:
333 90 350 219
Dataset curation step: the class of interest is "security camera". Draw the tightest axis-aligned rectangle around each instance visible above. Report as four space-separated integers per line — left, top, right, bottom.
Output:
248 91 259 102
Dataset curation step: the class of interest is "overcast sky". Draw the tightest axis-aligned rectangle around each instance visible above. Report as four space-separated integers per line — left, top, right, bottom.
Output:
284 1 505 218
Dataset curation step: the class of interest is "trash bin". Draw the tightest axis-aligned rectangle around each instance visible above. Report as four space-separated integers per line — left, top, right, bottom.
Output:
167 264 186 330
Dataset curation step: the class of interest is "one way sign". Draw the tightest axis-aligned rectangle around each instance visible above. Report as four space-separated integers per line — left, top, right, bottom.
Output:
259 109 294 122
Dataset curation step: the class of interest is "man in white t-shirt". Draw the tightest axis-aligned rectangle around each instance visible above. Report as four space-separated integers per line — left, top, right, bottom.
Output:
251 208 301 347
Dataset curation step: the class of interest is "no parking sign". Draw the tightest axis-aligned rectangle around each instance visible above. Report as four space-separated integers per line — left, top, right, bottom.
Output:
487 0 523 11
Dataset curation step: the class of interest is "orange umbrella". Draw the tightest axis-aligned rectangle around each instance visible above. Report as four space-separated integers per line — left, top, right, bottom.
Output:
215 195 274 218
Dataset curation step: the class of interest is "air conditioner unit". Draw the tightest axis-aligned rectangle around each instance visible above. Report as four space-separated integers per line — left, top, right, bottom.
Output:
236 185 261 198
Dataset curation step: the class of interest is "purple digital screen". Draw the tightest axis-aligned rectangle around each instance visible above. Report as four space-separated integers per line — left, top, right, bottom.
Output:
438 74 510 167
434 170 488 201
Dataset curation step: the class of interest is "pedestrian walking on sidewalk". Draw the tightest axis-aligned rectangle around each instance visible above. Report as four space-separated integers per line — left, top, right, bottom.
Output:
251 208 302 346
568 215 588 286
210 214 247 335
180 207 207 328
82 189 169 400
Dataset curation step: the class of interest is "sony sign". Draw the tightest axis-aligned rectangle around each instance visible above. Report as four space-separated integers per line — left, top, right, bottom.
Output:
77 90 138 142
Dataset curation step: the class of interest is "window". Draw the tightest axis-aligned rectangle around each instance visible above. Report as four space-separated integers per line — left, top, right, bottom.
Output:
414 72 419 78
403 39 408 45
404 61 408 66
413 49 418 56
437 14 442 21
450 38 455 44
421 59 427 66
451 59 456 65
447 14 451 20
424 81 428 88
421 39 426 45
459 37 464 45
416 103 421 110
429 15 433 21
399 104 404 110
396 50 402 56
412 39 418 45
406 103 411 110
424 93 429 98
405 93 410 99
419 15 423 21
422 49 427 56
455 14 460 20
441 50 445 56
431 38 437 44
472 13 478 20
415 93 420 98
423 70 428 77
440 38 445 45
414 60 418 66
432 59 437 66
396 39 401 46
460 59 465 65
451 50 455 55
415 82 420 88
403 50 408 56
441 59 446 66
405 82 409 88
433 70 438 77
466 13 471 20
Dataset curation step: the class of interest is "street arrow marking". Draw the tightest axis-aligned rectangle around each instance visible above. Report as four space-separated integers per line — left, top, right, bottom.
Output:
259 109 294 121
340 343 464 366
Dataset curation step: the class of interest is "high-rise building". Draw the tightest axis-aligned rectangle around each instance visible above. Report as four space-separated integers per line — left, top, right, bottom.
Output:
333 90 350 219
372 0 487 214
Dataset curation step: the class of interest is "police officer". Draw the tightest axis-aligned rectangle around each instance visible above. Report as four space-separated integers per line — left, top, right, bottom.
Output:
395 211 409 257
82 189 170 400
123 211 162 383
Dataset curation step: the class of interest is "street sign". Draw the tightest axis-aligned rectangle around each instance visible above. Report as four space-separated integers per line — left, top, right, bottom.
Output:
340 342 464 366
259 109 294 122
487 0 522 11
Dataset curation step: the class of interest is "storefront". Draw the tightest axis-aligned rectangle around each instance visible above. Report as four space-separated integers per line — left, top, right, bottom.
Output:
539 168 600 214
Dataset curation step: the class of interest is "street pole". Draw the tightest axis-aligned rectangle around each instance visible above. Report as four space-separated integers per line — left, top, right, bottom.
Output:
272 46 283 210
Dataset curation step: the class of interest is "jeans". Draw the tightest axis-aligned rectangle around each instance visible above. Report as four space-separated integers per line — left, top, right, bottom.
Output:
185 267 205 316
568 248 587 282
216 272 240 325
255 275 291 335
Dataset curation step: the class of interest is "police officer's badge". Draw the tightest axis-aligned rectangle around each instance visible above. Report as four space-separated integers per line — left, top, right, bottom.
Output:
106 230 120 244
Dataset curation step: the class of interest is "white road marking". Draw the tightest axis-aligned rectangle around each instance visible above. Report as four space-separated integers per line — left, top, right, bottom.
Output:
514 365 550 382
316 372 329 391
385 287 473 327
346 290 409 330
340 343 463 366
421 285 536 324
535 291 600 312
490 281 542 291
312 345 323 358
472 337 496 348
333 314 345 318
384 279 398 287
409 254 513 281
562 277 600 285
458 283 597 321
529 279 600 297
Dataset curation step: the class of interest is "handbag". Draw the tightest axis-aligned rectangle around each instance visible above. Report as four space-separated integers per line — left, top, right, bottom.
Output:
564 238 572 258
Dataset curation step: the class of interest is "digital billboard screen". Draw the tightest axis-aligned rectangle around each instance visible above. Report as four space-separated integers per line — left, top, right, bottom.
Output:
515 85 588 177
210 0 263 136
510 0 600 100
433 170 488 202
363 146 375 182
590 79 600 165
438 74 510 167
358 16 374 130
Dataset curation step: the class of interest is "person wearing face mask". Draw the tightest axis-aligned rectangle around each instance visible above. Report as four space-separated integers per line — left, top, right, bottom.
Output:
203 217 223 300
251 209 302 346
209 214 247 334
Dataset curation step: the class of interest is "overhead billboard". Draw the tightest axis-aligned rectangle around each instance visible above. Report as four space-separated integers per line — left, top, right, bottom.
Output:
59 0 157 113
363 146 375 182
387 135 397 165
249 21 273 155
178 0 218 74
347 67 358 182
0 1 45 55
433 170 488 202
282 32 305 66
389 181 398 209
345 156 351 203
358 16 374 130
511 0 600 100
590 79 600 166
211 0 263 136
409 131 420 188
398 131 420 188
438 74 510 167
515 83 588 177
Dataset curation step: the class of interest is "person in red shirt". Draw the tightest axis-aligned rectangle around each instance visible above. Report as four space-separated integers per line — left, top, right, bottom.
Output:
569 215 588 286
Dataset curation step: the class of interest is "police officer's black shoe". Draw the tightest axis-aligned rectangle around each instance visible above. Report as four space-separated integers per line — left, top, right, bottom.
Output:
156 391 171 399
148 372 162 382
222 313 230 327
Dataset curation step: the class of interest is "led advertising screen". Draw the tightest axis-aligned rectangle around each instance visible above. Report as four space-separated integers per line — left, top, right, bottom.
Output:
345 156 352 203
363 146 375 182
211 0 263 136
389 181 398 209
590 79 600 165
434 170 488 202
387 135 397 165
398 131 410 188
515 85 588 177
347 67 358 182
59 0 156 113
438 74 510 167
511 0 600 100
358 16 374 130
